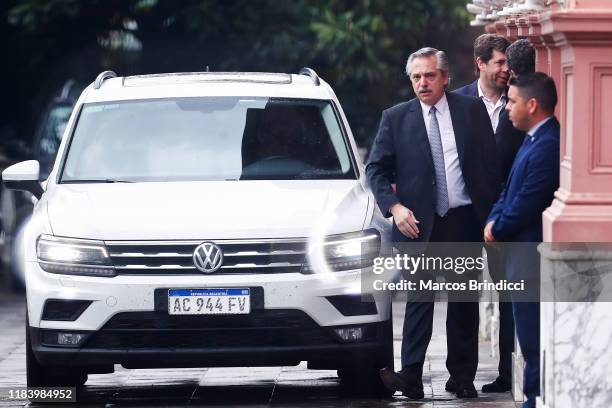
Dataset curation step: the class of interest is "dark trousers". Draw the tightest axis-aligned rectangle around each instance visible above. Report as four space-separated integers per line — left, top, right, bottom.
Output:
512 301 540 408
506 242 541 408
486 246 515 382
498 301 515 382
400 205 480 384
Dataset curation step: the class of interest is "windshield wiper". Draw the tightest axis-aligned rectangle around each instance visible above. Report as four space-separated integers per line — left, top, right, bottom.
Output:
62 179 135 184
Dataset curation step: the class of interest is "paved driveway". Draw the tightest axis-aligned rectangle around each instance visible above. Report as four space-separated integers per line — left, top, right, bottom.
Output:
0 287 517 407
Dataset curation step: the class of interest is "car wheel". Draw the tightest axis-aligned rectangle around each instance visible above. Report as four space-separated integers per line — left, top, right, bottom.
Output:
338 318 394 398
26 315 88 389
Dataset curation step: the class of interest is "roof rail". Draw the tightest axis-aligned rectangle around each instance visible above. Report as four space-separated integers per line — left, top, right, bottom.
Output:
93 70 117 89
299 67 320 86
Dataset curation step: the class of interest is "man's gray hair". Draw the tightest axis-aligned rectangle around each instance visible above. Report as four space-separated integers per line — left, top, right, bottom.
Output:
405 47 450 76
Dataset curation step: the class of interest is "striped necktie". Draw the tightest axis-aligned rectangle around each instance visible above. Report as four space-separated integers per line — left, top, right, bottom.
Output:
428 106 450 216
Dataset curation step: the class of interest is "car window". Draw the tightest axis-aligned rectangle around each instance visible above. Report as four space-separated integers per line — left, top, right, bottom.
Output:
60 97 356 182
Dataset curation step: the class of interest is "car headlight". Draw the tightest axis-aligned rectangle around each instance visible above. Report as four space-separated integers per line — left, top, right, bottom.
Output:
304 229 381 273
37 235 116 277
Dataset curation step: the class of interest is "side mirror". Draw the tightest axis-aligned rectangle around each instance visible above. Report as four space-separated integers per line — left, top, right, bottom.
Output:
2 160 44 199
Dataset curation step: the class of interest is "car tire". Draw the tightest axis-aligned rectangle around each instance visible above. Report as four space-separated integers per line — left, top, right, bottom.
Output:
26 314 88 390
338 318 394 398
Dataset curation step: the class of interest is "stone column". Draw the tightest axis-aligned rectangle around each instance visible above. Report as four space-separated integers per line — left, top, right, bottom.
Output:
540 7 612 242
526 16 550 77
540 31 562 117
516 16 529 38
505 18 519 41
528 13 562 117
538 3 612 408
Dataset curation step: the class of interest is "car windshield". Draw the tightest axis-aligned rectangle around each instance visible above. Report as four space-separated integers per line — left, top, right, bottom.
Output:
60 97 356 182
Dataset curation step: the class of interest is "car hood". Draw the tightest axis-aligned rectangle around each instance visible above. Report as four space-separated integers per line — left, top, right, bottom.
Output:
46 180 370 240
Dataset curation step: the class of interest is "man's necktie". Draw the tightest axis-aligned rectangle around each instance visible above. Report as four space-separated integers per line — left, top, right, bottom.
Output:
428 106 449 217
506 131 534 187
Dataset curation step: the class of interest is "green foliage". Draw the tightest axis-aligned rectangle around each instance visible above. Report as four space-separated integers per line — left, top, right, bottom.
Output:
5 0 472 146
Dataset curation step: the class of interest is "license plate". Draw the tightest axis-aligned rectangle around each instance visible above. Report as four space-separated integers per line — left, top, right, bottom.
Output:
168 288 251 315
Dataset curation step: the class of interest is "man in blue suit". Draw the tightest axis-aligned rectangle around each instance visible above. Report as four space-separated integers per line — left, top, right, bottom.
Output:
368 47 499 400
484 72 560 408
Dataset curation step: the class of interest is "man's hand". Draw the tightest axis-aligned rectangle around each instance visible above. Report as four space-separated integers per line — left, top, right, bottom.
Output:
390 203 420 239
484 220 496 243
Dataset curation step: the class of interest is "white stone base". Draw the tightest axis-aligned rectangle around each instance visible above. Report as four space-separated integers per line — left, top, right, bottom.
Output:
512 345 525 403
538 244 612 408
536 396 550 408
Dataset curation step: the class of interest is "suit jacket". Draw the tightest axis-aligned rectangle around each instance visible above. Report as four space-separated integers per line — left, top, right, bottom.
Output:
487 117 560 243
454 80 525 185
366 91 500 243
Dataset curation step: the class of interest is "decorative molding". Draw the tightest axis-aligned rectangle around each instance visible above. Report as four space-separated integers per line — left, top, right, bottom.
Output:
561 65 574 163
506 18 519 40
517 17 530 37
540 10 612 45
529 14 545 41
553 189 612 204
591 64 612 173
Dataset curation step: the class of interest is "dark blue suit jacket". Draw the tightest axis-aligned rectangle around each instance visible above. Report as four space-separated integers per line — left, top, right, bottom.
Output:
454 80 525 186
487 117 560 243
366 91 500 243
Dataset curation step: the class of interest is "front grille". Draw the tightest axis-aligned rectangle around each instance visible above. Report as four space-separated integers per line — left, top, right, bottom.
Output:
102 310 309 330
105 239 307 275
84 310 337 349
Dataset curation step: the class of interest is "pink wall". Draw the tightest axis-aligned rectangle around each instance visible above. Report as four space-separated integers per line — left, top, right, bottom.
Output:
488 3 612 242
541 6 612 242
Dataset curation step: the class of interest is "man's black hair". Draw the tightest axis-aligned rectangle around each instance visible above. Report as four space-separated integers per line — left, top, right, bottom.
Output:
509 72 558 113
507 39 536 76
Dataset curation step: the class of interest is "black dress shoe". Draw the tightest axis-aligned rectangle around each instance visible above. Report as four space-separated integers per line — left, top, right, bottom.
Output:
379 368 424 400
481 376 512 393
445 377 458 392
455 382 478 398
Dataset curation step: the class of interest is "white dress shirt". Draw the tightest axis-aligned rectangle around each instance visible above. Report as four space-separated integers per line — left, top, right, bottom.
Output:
526 116 553 142
478 79 506 132
419 94 472 209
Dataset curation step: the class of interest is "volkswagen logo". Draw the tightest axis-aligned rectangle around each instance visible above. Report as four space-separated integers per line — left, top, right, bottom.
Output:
193 242 224 273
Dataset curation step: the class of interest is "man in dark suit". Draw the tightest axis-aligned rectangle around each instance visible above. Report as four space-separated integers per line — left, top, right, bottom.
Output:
454 35 534 393
484 72 560 408
455 34 525 189
367 47 500 399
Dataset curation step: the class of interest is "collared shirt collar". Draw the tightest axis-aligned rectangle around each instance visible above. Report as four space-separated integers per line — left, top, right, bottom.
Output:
527 116 553 140
477 79 507 104
420 92 449 117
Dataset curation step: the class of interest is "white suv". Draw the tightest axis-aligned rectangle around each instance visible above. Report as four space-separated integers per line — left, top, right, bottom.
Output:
2 69 392 396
